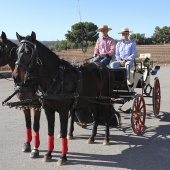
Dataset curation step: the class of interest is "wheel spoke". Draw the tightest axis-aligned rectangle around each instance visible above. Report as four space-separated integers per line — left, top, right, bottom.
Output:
139 104 144 111
139 117 144 125
138 97 142 108
135 97 142 111
134 104 138 111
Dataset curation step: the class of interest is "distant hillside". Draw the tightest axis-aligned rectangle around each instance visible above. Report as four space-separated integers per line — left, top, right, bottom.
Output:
40 41 59 47
55 44 170 66
10 39 19 45
10 39 58 47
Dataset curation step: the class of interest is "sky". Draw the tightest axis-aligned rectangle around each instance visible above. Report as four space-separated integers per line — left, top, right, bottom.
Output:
1 0 170 41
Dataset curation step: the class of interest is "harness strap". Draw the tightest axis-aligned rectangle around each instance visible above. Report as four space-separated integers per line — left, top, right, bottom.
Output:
43 93 112 105
20 39 34 46
71 68 82 109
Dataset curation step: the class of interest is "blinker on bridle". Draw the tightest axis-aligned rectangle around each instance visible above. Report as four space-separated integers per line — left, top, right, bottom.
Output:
15 39 42 70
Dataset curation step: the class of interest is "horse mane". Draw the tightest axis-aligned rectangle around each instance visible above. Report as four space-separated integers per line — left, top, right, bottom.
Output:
8 39 18 48
32 38 72 73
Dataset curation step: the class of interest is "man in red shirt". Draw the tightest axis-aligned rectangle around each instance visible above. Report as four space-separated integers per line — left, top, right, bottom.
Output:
93 25 115 66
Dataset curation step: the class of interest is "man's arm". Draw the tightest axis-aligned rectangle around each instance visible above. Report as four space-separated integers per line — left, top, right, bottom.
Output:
107 38 115 57
94 38 100 55
127 42 136 61
115 42 121 61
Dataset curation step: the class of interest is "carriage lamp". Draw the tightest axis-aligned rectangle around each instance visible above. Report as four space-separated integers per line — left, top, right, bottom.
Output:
143 57 151 67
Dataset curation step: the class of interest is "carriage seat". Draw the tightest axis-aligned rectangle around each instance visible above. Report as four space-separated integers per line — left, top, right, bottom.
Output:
138 53 151 60
109 66 135 89
107 61 135 86
135 53 152 81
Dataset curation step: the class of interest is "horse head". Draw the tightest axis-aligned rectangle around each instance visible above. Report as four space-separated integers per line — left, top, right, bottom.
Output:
0 31 18 69
13 31 41 85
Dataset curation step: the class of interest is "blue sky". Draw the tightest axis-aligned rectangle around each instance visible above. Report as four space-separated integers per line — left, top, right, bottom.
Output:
1 0 170 41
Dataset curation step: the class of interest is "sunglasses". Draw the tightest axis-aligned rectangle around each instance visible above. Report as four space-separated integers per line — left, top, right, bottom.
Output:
102 29 108 31
122 32 129 35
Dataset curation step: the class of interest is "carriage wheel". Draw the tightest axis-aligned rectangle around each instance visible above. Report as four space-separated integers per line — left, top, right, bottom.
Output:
131 94 146 135
152 77 161 117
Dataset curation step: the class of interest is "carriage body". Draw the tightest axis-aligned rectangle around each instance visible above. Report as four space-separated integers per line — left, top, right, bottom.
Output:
109 53 161 134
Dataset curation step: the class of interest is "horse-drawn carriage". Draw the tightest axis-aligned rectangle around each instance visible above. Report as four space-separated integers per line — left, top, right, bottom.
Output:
109 53 161 134
1 31 161 165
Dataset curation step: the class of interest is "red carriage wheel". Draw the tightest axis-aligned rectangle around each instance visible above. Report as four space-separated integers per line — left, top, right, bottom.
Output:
152 77 161 117
131 94 146 135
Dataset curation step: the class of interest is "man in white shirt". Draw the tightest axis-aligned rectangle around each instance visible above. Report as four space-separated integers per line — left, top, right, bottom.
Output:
110 28 136 75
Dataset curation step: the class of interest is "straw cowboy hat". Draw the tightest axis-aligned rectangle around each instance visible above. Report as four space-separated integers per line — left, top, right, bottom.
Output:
118 28 133 34
97 25 112 32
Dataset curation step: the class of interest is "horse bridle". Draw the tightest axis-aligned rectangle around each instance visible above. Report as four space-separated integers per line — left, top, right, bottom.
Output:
15 39 42 83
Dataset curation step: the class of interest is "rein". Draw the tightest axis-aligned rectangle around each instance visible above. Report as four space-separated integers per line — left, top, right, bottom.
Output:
43 93 112 105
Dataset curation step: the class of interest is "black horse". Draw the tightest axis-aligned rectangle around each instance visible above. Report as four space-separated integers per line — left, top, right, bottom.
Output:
0 32 41 158
12 31 117 165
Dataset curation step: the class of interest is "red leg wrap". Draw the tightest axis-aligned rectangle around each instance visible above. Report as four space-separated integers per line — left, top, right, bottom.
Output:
34 131 40 148
62 138 68 154
26 128 32 143
48 135 54 151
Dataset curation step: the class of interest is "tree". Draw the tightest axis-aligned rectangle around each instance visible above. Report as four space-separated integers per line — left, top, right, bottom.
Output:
129 33 154 45
54 40 68 51
65 22 98 45
130 33 145 44
152 26 170 44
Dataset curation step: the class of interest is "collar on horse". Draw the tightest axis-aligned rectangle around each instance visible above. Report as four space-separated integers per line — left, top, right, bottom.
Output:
43 61 82 109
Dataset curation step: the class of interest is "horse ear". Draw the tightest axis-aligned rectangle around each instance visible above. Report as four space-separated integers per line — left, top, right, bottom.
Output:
31 31 36 42
16 32 24 42
1 31 7 43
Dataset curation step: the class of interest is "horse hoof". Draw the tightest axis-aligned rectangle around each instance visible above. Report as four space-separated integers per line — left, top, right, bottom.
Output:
30 149 39 158
42 155 52 162
67 135 73 140
57 158 67 166
103 139 110 145
86 138 94 144
57 133 61 138
22 143 31 152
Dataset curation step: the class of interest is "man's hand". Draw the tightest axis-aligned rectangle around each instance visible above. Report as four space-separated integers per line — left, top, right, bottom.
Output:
119 60 126 66
99 53 105 57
